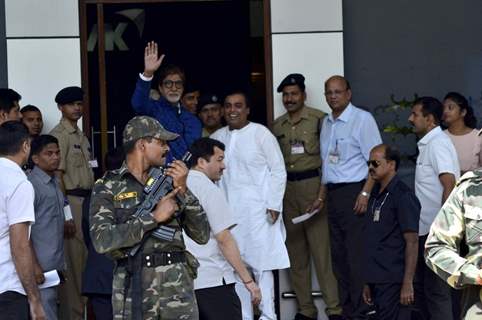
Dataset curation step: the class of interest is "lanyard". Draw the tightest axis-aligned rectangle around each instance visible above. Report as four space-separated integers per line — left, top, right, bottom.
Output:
371 192 389 222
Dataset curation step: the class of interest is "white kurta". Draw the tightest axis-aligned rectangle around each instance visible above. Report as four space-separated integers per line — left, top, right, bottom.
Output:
211 122 290 271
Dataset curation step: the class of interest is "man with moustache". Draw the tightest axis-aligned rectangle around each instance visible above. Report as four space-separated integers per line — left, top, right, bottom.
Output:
272 74 342 320
0 88 22 124
50 86 92 320
407 97 459 319
361 144 420 320
186 137 261 319
90 116 210 319
131 41 202 161
0 121 45 320
197 93 223 137
211 91 289 320
28 135 65 320
320 75 382 318
21 105 43 137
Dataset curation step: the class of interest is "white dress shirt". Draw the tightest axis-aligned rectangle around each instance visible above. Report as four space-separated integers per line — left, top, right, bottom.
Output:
320 103 382 184
185 170 237 290
415 126 460 235
0 158 35 295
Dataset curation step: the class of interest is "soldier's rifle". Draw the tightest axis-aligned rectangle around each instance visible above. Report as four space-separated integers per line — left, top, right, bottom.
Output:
128 152 192 257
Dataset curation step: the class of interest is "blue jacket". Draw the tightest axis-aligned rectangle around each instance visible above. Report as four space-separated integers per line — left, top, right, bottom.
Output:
131 78 202 162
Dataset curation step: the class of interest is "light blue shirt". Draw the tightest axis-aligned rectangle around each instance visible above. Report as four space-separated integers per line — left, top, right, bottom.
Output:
320 103 382 184
28 166 65 271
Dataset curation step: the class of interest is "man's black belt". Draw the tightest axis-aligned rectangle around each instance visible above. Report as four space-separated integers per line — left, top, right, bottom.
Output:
65 188 91 198
326 180 365 191
142 252 186 268
287 169 320 182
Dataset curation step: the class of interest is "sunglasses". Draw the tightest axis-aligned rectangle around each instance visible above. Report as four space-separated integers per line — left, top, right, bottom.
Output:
367 160 382 168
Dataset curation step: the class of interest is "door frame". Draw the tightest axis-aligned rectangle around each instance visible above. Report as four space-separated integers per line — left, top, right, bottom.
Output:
78 0 274 157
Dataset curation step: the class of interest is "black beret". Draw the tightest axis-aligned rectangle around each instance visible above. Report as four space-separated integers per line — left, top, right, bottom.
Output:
277 73 305 93
55 86 84 105
197 93 222 113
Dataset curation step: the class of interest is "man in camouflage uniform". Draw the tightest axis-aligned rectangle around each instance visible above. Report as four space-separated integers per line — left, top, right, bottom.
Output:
425 169 482 319
90 115 210 320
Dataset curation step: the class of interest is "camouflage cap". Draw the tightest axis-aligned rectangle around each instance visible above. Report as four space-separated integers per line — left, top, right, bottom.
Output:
123 116 179 144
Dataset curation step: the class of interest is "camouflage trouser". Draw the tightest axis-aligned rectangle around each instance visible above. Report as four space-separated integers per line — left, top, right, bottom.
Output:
112 263 199 320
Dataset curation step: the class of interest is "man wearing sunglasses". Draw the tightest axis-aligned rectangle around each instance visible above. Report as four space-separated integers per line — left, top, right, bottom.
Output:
131 41 202 162
361 144 420 320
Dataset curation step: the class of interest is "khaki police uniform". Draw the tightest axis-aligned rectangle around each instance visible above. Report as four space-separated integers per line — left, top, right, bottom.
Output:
273 105 342 318
202 127 211 138
50 117 93 320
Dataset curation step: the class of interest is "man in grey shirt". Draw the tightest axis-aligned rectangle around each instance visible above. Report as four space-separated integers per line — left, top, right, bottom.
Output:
28 135 65 320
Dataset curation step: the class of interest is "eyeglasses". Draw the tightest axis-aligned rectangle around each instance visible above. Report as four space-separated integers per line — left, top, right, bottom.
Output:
367 160 382 168
162 80 184 89
324 89 347 97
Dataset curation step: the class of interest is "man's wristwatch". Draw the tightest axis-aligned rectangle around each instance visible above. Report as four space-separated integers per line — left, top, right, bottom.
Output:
360 191 369 197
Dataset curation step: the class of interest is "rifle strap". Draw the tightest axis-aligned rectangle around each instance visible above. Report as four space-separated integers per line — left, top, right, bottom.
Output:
124 233 150 320
128 254 143 320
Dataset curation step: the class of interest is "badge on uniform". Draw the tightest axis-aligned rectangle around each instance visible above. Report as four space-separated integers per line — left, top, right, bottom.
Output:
114 191 138 201
89 159 99 168
373 209 380 222
329 151 340 164
291 140 305 155
64 204 73 221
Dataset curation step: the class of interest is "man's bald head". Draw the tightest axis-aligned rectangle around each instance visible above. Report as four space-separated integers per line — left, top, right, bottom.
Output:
324 75 352 117
324 75 351 91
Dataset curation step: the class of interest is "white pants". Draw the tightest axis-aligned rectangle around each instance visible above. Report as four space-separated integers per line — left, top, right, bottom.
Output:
235 269 276 320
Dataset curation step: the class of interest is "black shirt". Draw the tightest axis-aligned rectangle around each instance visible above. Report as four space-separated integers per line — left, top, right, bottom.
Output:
364 175 421 283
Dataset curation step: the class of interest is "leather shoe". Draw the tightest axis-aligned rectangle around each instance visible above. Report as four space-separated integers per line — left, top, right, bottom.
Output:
328 315 346 320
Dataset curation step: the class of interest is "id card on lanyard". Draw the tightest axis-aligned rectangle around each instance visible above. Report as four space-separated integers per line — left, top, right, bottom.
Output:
329 139 340 164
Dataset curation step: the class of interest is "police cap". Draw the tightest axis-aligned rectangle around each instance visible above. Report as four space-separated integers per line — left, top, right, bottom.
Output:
55 86 84 105
197 93 222 113
123 116 178 144
277 73 305 93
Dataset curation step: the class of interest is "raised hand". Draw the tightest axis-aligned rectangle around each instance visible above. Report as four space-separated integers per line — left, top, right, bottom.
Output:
143 41 165 78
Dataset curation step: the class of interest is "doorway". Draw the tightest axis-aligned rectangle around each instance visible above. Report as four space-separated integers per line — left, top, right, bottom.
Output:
79 0 271 168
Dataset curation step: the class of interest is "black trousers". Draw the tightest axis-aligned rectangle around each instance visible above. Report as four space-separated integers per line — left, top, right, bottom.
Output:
326 182 369 318
0 291 29 320
88 293 113 320
195 283 242 320
367 283 413 320
414 235 453 320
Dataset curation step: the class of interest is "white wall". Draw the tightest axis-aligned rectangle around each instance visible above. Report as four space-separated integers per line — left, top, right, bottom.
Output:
7 39 81 132
272 33 344 117
269 1 344 319
5 0 79 37
5 0 81 132
271 0 344 120
271 0 342 33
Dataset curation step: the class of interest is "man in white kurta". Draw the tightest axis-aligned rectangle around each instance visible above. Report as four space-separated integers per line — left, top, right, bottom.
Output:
211 91 289 320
